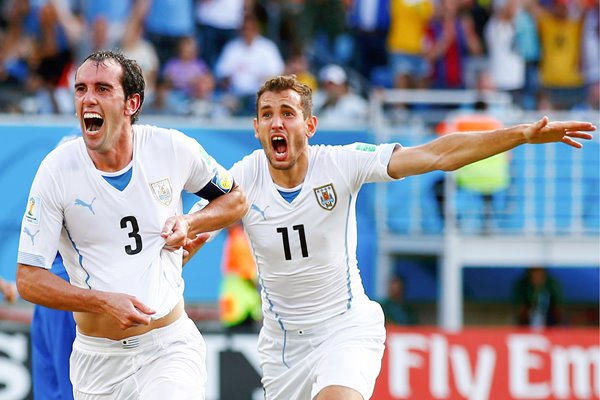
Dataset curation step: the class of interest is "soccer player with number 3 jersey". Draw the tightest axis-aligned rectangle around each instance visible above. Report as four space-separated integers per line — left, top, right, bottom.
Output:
16 50 248 399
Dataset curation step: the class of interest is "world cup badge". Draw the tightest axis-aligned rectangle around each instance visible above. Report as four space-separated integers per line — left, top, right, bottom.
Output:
25 196 41 225
314 184 337 210
150 178 172 206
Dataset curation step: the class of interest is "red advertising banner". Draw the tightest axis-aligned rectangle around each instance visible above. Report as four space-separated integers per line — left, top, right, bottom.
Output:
374 327 600 400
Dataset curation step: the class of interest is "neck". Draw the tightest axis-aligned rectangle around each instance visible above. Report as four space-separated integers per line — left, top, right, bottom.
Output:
269 152 309 189
89 127 134 172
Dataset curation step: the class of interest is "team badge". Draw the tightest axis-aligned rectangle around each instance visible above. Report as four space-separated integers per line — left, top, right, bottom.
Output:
25 196 41 225
314 184 337 210
150 178 172 206
212 166 233 193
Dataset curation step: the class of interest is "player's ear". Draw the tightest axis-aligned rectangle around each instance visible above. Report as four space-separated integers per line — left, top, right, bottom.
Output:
253 118 259 139
306 115 317 138
125 94 141 117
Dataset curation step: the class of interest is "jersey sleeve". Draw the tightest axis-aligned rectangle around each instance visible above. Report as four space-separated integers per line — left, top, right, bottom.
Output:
338 142 401 188
229 155 250 190
172 130 235 198
228 150 263 196
17 159 65 269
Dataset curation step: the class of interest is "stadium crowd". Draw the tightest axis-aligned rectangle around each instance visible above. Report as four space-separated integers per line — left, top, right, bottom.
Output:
0 0 598 118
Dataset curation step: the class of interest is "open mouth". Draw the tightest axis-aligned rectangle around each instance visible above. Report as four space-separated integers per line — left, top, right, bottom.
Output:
272 135 288 160
83 112 104 133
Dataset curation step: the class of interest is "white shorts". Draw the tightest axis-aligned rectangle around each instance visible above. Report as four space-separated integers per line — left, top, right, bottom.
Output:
258 299 386 400
70 314 206 400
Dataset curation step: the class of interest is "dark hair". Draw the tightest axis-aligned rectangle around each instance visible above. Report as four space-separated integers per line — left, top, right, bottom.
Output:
255 75 313 119
81 49 145 123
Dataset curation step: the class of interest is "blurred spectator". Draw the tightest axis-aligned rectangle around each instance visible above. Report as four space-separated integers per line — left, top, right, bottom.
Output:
0 1 33 112
269 0 306 60
72 0 136 62
484 0 525 105
433 101 511 232
283 50 318 92
143 0 195 67
580 0 599 110
120 3 159 99
215 13 284 115
21 0 82 114
162 35 210 98
301 0 352 69
461 0 492 90
87 15 110 53
313 64 369 123
525 0 586 110
346 0 390 84
143 75 188 116
425 0 482 89
195 0 245 70
379 275 418 325
513 266 563 328
188 72 233 118
387 0 434 89
0 276 17 303
219 223 262 332
513 4 541 109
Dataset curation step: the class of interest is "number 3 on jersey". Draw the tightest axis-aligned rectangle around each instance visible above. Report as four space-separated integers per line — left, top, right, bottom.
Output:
121 216 143 255
276 224 309 261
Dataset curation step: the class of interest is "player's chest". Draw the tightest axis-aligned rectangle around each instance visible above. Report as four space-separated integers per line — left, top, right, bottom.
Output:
243 180 350 261
62 171 181 234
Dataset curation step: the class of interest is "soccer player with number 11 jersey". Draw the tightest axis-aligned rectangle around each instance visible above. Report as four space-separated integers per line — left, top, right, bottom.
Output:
185 74 595 400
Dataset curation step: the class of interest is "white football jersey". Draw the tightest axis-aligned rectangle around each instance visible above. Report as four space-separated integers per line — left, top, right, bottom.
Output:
231 142 398 330
18 125 224 318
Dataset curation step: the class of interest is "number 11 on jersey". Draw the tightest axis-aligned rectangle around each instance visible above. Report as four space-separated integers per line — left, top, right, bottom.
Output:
276 224 308 261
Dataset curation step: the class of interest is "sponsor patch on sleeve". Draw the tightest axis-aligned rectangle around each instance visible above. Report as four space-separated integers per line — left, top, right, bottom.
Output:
353 143 377 152
25 196 41 225
198 145 216 169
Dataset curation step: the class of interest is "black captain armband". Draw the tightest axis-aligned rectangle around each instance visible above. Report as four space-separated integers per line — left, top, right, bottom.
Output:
195 166 236 201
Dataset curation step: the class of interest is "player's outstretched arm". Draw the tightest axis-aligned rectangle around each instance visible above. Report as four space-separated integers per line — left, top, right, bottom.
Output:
16 263 155 329
387 117 596 179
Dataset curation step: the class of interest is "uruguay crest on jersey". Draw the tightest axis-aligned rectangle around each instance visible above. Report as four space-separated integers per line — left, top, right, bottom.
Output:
314 183 337 210
150 177 172 206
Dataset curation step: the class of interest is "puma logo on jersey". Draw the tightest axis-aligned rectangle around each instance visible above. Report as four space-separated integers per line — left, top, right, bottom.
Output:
23 227 40 245
250 204 269 220
74 197 96 215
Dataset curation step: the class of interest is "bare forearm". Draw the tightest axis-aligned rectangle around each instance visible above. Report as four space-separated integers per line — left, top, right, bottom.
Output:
389 125 525 178
16 263 107 313
426 125 526 171
185 184 248 237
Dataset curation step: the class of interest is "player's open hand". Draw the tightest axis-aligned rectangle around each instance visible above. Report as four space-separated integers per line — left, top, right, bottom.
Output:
524 117 596 148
